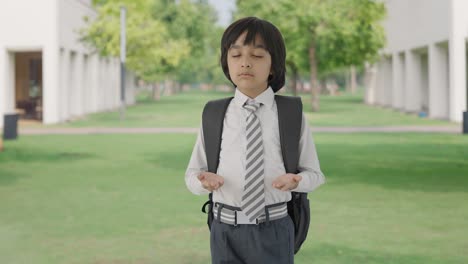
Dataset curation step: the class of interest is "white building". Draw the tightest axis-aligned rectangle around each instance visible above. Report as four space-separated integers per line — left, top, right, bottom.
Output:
0 0 136 127
366 0 468 122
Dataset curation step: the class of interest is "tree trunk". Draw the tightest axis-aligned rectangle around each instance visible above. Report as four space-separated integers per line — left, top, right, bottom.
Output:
164 79 173 96
287 61 298 96
309 41 320 112
350 65 357 94
292 72 298 96
152 83 160 101
291 70 298 97
345 69 351 93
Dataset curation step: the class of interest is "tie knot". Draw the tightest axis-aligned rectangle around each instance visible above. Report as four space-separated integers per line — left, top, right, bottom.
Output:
243 101 262 113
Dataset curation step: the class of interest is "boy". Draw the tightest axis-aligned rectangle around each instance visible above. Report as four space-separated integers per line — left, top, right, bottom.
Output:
185 17 325 264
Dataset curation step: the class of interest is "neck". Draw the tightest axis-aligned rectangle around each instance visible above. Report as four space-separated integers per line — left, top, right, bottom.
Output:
239 86 268 99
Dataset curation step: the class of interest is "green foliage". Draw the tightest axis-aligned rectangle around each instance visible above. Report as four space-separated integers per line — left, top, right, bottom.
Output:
235 0 386 75
81 0 224 84
154 0 224 84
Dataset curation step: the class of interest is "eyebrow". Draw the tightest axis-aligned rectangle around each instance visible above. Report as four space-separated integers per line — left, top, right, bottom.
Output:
229 44 266 50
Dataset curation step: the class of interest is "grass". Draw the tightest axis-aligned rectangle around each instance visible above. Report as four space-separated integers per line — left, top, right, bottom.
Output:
26 89 457 128
1 133 468 263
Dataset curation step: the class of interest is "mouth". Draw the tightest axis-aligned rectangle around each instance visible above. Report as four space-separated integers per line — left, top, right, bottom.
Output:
239 73 254 77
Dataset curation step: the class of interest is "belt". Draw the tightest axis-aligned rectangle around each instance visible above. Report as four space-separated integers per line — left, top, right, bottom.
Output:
213 202 288 225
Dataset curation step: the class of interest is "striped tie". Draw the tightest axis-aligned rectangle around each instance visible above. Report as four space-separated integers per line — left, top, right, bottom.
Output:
241 100 265 222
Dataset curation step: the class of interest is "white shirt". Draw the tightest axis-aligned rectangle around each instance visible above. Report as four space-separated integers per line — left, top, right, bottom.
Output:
185 88 325 206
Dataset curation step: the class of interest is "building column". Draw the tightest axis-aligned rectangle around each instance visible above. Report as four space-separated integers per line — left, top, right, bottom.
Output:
364 62 377 105
81 54 89 115
90 54 99 113
0 48 5 127
75 53 84 116
383 56 393 107
126 70 135 105
113 58 119 108
0 49 15 127
59 48 70 121
375 60 385 105
392 52 405 109
43 45 60 124
420 52 429 113
98 57 105 111
429 43 449 119
405 50 421 112
68 52 77 117
449 0 468 122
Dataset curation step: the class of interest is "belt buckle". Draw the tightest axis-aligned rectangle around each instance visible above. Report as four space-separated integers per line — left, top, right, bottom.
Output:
236 210 257 225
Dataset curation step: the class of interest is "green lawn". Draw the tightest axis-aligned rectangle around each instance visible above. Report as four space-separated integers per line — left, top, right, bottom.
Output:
1 133 467 263
30 89 457 128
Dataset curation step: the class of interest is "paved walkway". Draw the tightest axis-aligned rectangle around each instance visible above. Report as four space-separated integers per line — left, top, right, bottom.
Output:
18 125 462 135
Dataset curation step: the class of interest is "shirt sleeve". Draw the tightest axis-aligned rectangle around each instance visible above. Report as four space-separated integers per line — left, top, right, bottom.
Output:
185 125 210 195
291 113 326 192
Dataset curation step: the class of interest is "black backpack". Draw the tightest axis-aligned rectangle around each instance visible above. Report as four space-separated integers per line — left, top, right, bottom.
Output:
200 94 310 254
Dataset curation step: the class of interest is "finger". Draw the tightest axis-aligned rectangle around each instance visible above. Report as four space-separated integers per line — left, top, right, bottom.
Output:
273 182 285 189
293 175 302 182
197 174 205 180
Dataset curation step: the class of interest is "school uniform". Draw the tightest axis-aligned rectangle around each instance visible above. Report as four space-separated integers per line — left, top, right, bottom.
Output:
185 87 325 263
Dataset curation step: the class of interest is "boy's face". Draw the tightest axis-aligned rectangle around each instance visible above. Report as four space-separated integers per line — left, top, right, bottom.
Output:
227 31 272 97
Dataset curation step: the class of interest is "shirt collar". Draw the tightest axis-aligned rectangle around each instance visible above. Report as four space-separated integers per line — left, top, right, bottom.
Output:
233 87 275 109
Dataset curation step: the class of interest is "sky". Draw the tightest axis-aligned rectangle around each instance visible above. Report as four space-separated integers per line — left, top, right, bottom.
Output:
207 0 236 27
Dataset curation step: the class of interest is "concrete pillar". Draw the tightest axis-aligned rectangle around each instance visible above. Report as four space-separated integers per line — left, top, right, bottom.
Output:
75 53 83 116
126 70 135 105
383 57 393 107
0 50 15 127
82 54 89 114
392 52 405 109
99 57 105 111
96 57 102 111
59 48 70 121
90 54 99 113
43 45 60 124
449 0 468 122
0 48 5 127
429 43 449 119
364 63 377 105
405 50 421 112
69 51 77 117
375 60 385 105
113 58 119 108
420 53 429 112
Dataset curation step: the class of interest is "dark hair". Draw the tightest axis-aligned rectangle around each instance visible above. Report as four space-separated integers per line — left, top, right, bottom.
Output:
220 17 286 92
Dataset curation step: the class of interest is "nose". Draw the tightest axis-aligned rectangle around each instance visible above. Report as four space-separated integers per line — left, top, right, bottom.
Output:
241 57 251 68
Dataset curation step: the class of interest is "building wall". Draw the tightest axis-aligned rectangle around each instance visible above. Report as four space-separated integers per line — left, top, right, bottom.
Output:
0 0 136 127
383 0 451 53
0 0 57 126
368 0 468 122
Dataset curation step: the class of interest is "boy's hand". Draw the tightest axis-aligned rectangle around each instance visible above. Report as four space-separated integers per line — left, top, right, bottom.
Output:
198 172 225 191
272 174 302 191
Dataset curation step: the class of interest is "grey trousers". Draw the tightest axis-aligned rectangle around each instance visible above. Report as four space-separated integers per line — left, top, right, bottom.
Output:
210 215 294 264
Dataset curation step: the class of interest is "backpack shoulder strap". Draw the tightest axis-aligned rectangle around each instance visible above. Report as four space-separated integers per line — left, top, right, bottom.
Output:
275 95 303 174
202 97 234 173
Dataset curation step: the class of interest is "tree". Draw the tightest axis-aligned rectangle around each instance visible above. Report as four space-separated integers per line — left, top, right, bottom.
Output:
81 0 190 99
236 0 386 111
154 0 225 89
